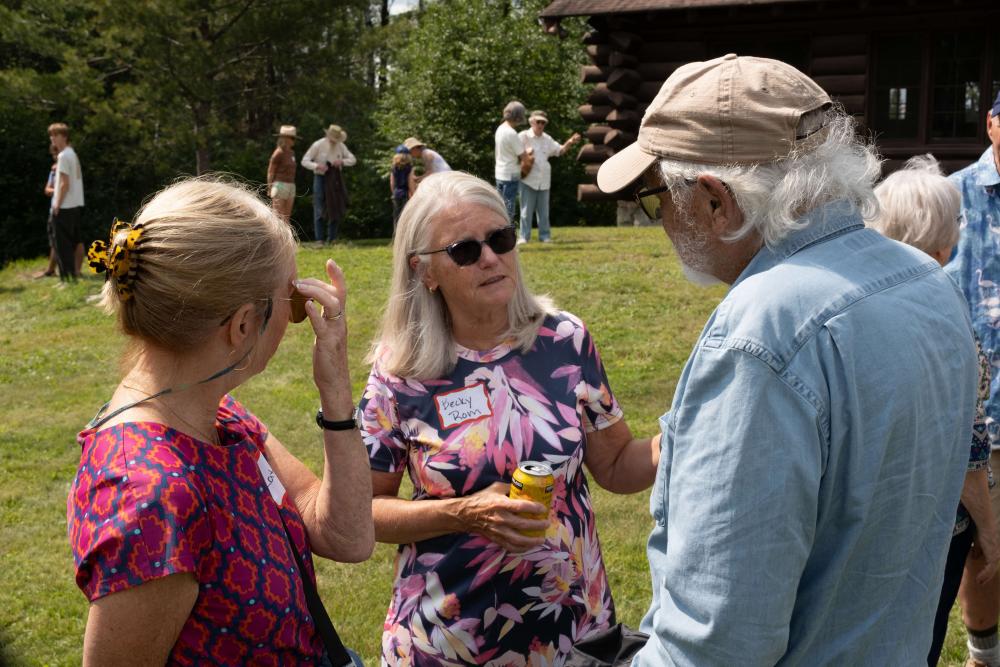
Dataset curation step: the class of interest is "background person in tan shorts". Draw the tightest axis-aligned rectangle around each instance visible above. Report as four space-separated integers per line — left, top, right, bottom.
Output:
267 125 298 224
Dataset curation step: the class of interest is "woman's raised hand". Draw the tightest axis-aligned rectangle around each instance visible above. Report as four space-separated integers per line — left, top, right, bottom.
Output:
295 259 352 409
457 482 549 553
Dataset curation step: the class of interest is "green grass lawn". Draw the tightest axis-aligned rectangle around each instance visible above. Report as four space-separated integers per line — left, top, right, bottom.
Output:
0 225 971 665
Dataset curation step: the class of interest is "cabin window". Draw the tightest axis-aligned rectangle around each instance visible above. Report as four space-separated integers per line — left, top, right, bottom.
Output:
873 35 921 139
872 31 992 143
931 34 983 139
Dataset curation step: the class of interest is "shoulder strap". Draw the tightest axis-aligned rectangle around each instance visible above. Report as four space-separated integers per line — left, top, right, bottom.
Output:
275 496 353 666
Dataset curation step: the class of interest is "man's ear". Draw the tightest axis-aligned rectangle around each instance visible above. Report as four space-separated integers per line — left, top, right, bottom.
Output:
225 303 256 348
697 174 742 235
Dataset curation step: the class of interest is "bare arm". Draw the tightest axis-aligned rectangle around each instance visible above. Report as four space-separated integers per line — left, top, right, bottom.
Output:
263 260 375 563
584 419 660 493
557 133 582 157
83 572 198 667
962 467 1000 584
389 170 396 194
266 149 280 190
408 169 417 196
372 471 547 552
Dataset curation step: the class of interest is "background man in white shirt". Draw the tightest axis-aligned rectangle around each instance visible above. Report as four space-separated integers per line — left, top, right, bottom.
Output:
48 122 84 281
301 124 356 244
494 101 526 225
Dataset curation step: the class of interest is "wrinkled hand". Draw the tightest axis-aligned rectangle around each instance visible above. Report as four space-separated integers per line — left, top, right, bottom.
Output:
295 259 352 412
315 163 328 175
332 159 343 168
973 526 1000 585
458 482 549 553
568 132 582 145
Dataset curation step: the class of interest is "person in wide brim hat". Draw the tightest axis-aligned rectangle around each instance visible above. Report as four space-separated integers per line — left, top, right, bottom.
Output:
268 125 299 223
302 124 357 243
274 125 300 139
325 124 348 143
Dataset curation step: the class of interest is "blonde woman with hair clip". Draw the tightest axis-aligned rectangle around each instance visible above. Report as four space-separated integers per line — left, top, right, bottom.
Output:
871 154 1000 666
68 177 372 666
357 170 660 665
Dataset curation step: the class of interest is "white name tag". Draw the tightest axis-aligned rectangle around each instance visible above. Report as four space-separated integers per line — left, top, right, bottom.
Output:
435 382 492 430
256 452 287 506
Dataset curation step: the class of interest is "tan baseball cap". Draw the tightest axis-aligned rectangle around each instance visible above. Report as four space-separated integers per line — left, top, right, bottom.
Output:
597 54 832 193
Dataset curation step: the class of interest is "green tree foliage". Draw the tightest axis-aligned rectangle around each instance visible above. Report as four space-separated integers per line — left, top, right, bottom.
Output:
0 0 381 262
372 0 605 229
0 0 603 264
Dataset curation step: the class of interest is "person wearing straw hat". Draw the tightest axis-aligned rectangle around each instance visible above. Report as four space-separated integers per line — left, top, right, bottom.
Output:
302 124 356 244
403 136 451 190
517 110 580 244
267 125 299 224
595 54 978 664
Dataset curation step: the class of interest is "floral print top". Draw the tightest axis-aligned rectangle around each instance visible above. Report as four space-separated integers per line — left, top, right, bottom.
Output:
67 396 324 665
956 339 993 536
360 312 622 666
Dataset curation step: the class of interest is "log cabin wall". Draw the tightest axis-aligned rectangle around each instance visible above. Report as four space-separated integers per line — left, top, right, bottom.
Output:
563 0 1000 201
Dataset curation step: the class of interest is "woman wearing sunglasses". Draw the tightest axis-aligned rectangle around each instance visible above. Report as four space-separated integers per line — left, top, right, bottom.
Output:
358 171 659 665
68 178 373 665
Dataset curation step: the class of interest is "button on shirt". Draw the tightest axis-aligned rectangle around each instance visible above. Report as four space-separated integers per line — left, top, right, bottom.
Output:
494 123 524 181
948 147 1000 448
518 130 562 190
635 201 978 666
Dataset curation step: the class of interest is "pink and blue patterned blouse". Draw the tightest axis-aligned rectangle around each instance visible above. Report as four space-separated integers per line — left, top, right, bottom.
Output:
68 395 324 665
359 311 622 666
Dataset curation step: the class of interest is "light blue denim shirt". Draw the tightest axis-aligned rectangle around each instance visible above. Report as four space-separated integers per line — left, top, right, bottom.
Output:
947 147 1000 446
635 200 978 666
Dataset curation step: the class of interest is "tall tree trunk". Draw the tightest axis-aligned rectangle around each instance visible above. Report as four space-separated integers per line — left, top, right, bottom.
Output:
378 0 390 90
193 103 212 174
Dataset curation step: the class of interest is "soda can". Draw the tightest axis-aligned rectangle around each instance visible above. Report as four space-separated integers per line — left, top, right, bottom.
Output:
509 461 554 538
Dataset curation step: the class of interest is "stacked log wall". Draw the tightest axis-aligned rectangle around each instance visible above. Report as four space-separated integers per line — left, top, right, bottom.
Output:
571 0 996 201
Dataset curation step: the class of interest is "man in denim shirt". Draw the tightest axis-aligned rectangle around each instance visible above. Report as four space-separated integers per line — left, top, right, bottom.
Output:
597 54 979 665
947 91 1000 667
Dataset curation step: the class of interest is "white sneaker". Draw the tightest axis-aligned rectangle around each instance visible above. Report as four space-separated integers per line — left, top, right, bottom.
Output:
516 237 527 245
541 238 553 244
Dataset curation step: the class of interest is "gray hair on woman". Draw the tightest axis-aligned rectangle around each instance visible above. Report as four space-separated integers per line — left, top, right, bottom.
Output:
369 171 554 379
503 100 527 124
871 154 961 255
657 106 882 248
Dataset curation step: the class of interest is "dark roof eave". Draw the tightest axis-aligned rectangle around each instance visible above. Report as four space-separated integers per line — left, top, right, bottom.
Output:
539 0 820 19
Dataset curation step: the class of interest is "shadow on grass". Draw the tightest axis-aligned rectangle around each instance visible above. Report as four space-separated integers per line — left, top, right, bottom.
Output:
0 627 25 667
0 285 26 295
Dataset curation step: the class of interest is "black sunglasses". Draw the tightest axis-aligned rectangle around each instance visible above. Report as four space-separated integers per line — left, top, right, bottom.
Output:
634 178 731 221
416 225 518 266
634 185 670 221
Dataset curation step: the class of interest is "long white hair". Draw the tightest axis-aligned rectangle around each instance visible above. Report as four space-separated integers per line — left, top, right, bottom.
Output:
657 106 882 248
368 171 555 380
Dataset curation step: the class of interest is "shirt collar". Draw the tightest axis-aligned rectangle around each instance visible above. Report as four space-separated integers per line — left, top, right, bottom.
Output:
973 147 1000 189
732 200 865 289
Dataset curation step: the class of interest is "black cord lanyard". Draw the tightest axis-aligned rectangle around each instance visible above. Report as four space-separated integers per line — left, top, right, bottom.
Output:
274 509 352 666
87 345 256 431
